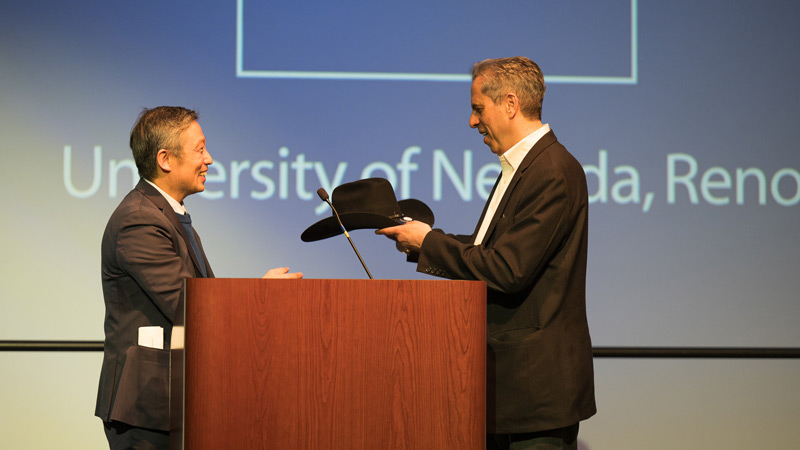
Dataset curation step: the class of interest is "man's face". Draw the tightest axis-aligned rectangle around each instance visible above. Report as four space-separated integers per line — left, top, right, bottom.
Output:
171 121 212 201
469 76 509 155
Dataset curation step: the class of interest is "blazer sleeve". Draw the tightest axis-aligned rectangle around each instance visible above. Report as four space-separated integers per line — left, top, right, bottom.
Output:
417 150 581 295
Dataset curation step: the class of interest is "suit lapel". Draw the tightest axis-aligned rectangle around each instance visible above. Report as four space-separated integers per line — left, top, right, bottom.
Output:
136 179 208 277
471 176 502 241
480 131 558 245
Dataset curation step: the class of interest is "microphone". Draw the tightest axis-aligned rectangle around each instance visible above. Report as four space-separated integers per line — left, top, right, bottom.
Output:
317 188 373 280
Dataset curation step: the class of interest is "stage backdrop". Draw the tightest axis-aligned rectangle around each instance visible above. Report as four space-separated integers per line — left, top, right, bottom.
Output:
1 1 798 448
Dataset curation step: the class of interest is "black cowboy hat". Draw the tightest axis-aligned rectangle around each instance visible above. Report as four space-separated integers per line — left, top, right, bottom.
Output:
300 178 434 242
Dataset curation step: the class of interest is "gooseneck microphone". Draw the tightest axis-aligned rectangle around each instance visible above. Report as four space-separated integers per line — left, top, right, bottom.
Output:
317 188 373 280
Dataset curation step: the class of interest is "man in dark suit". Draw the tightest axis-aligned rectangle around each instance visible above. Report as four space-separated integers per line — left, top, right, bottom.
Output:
377 57 596 449
95 106 301 450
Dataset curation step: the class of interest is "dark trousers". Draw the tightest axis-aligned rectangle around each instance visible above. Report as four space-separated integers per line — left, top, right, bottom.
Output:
487 423 579 450
103 421 169 450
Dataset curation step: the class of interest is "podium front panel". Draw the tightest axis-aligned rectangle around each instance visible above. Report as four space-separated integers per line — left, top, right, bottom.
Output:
171 278 485 450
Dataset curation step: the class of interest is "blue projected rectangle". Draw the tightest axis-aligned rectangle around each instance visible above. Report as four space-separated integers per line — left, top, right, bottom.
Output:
237 0 638 84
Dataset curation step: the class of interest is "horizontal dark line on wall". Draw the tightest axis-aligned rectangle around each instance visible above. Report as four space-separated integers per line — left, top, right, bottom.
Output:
0 340 104 351
1 341 799 359
592 347 800 359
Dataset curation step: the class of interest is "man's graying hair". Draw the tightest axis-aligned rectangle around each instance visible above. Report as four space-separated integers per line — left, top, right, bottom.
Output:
471 57 545 120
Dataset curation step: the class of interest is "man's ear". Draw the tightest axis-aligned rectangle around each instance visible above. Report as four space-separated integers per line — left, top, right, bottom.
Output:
156 148 172 173
504 92 519 118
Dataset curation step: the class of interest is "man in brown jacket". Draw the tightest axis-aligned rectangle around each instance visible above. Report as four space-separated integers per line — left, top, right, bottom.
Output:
378 57 596 449
95 106 300 449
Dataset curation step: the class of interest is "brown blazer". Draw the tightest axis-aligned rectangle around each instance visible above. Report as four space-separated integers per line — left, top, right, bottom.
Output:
417 131 596 433
95 179 214 430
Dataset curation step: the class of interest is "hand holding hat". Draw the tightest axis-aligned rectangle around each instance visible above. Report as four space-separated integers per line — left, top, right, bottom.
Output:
375 220 432 254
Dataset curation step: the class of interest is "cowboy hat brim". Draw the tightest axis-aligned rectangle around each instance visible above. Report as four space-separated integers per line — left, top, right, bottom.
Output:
301 199 434 242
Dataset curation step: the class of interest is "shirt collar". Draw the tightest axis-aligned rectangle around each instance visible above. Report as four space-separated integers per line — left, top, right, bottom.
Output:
144 178 187 215
500 123 551 170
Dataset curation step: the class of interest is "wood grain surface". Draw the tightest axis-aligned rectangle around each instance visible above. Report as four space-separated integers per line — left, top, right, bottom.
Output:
174 278 485 450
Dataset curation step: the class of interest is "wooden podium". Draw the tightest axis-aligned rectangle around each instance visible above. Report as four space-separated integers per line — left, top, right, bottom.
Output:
170 278 486 450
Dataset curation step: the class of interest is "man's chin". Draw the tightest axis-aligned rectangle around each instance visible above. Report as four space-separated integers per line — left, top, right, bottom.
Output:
483 138 500 154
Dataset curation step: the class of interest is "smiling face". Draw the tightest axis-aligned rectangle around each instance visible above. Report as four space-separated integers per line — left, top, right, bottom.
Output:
163 120 213 202
469 76 512 155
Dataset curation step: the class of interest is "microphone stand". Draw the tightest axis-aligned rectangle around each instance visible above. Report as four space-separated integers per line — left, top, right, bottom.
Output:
317 188 373 280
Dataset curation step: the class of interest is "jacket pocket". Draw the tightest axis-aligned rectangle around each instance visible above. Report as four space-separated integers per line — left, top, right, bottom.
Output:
486 327 544 431
109 345 170 430
488 326 542 347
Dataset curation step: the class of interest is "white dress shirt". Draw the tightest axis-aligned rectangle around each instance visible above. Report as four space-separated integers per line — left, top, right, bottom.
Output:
473 124 551 245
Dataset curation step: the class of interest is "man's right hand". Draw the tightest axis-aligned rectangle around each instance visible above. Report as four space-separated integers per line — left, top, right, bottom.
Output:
263 267 303 279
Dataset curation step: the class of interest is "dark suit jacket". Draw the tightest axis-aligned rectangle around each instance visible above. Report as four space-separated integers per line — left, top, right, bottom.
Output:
95 179 214 431
417 131 596 434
